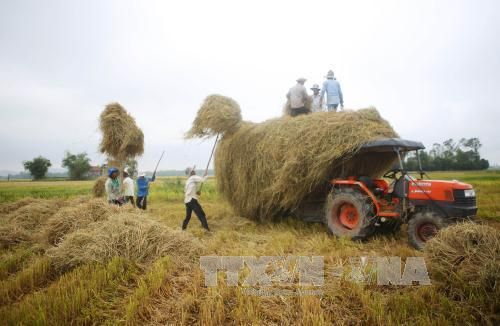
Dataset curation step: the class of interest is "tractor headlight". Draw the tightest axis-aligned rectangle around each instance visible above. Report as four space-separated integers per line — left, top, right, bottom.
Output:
464 189 476 197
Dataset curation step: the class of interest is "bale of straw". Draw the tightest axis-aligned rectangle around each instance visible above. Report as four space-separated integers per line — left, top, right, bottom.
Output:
99 102 144 160
425 222 500 302
44 198 119 245
189 95 398 219
121 127 144 157
186 95 243 138
47 212 203 271
92 176 107 198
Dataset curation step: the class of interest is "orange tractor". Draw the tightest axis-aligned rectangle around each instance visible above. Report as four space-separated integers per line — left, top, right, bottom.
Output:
324 138 477 249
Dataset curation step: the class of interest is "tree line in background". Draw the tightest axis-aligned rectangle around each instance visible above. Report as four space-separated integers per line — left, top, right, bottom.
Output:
15 137 491 180
20 152 144 180
405 138 489 171
22 152 92 180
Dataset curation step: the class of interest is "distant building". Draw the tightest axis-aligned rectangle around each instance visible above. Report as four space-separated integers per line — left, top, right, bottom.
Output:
88 165 102 178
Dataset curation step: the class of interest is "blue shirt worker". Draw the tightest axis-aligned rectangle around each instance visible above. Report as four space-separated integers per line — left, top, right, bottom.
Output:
136 172 156 210
320 70 344 112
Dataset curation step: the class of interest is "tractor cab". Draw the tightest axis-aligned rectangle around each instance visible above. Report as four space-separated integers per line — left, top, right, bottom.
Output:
326 138 478 249
358 138 425 195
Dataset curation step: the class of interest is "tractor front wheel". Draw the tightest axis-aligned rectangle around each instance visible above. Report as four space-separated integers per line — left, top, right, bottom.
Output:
325 191 374 240
408 212 445 250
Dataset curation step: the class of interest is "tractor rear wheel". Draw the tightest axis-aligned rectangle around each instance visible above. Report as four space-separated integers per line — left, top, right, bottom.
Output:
408 212 445 250
325 190 374 240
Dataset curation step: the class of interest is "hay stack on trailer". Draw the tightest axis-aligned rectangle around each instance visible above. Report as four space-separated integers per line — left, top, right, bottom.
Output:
187 95 398 220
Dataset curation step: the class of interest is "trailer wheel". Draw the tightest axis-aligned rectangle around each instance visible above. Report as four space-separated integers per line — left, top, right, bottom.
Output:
408 212 445 250
325 191 374 240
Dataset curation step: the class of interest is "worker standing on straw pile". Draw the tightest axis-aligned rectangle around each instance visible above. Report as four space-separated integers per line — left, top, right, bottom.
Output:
310 84 324 112
286 77 310 117
122 168 135 207
105 168 123 206
320 70 344 112
136 172 155 210
182 168 210 231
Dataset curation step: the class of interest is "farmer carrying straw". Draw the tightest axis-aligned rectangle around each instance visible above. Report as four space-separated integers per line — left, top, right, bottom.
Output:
182 168 210 231
320 70 344 112
122 168 135 207
105 167 123 206
136 172 155 210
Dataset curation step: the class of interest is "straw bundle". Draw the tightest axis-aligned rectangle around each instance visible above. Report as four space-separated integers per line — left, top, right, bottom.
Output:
99 102 144 161
0 199 63 248
48 212 203 271
44 198 119 245
186 95 242 138
0 198 40 215
188 95 397 219
425 222 500 301
5 200 64 230
92 176 107 198
0 225 31 249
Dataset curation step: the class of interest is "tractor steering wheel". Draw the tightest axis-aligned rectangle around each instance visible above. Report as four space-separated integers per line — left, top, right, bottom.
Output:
383 168 402 180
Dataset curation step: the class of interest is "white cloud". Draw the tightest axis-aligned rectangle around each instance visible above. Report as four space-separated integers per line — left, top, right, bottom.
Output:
0 0 499 171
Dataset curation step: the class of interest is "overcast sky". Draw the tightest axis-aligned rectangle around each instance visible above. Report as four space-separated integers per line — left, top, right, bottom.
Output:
1 0 499 173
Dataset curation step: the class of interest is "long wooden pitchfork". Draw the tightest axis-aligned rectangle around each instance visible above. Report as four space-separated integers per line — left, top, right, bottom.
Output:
198 133 220 193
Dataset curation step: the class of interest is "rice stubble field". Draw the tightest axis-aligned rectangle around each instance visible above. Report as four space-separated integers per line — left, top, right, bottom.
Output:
0 170 498 325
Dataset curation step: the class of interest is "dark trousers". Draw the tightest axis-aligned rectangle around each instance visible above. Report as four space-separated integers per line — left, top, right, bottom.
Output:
125 196 135 207
290 107 310 117
182 198 209 230
136 196 147 210
109 199 122 206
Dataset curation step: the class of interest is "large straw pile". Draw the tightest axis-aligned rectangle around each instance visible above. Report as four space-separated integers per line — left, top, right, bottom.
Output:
187 95 398 219
425 222 500 304
48 212 202 271
99 102 144 161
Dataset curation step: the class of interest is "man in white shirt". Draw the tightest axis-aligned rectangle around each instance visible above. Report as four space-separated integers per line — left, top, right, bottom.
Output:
310 84 324 112
182 168 210 231
122 168 135 207
286 77 310 117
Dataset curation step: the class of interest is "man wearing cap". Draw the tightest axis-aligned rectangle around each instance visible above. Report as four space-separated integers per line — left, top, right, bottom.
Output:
182 168 210 231
122 168 135 207
310 84 324 112
105 168 122 206
286 77 310 117
320 70 344 112
136 172 155 210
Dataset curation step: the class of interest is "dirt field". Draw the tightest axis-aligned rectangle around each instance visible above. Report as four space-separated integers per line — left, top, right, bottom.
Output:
0 171 498 325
